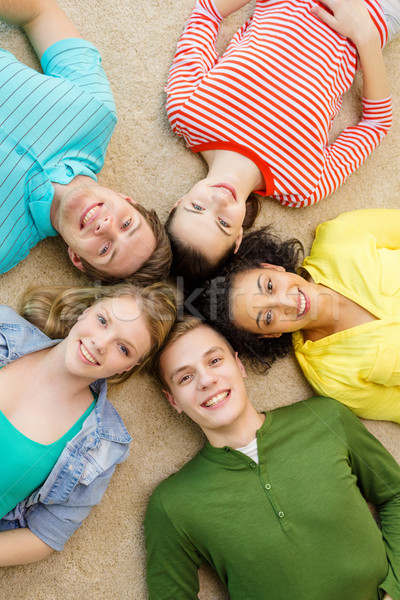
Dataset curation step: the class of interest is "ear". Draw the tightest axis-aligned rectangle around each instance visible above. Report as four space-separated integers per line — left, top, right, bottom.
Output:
235 352 247 378
162 389 183 414
77 307 89 321
119 193 136 204
68 247 84 272
169 197 183 213
260 262 285 272
258 332 282 339
233 227 243 253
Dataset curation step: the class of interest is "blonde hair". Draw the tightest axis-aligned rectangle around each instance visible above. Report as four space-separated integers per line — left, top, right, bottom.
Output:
21 282 177 385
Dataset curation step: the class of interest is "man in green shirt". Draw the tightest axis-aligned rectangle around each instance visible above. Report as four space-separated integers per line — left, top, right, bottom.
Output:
145 316 400 600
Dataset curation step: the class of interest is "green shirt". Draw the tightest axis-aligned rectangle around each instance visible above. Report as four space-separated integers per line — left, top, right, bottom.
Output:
145 397 400 600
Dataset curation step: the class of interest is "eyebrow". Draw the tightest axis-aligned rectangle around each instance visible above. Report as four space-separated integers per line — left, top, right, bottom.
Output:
182 206 231 237
169 346 225 381
103 218 142 265
102 306 138 355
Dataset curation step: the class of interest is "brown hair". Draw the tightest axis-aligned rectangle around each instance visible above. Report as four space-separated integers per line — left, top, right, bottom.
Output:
21 282 177 385
79 203 172 286
151 315 235 390
165 193 261 290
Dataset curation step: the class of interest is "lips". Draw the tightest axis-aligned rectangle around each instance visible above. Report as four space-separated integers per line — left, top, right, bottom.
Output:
79 341 99 365
202 390 230 409
210 183 237 202
297 289 309 318
80 203 102 229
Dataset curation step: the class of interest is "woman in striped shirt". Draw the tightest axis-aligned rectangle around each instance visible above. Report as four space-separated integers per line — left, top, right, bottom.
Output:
165 0 397 286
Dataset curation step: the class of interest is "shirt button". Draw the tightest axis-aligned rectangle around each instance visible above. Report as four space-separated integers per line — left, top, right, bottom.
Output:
16 146 24 155
224 447 230 452
66 166 73 176
88 436 94 443
265 483 271 490
278 511 284 518
250 463 256 468
68 464 73 471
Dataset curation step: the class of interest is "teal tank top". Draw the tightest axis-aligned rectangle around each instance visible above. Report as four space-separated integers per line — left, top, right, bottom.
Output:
0 394 96 519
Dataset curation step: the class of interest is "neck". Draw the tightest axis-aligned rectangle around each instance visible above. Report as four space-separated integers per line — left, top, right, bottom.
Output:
302 283 342 341
50 175 96 232
205 402 265 449
33 342 96 398
202 149 265 200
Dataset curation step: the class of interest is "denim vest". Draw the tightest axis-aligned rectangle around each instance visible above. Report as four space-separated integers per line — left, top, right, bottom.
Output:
0 306 132 551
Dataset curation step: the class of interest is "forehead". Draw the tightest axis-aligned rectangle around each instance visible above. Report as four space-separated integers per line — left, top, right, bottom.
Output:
160 326 231 377
92 295 141 322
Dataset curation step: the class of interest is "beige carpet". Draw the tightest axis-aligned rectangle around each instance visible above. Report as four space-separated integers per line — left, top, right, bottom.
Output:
0 1 399 598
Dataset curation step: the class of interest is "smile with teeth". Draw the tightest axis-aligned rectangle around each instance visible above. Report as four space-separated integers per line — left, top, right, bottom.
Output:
298 290 306 317
81 204 102 229
203 391 230 408
80 342 99 365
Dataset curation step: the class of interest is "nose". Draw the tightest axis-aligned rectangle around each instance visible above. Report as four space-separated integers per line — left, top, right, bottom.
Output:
91 336 107 355
278 291 297 315
94 215 115 235
196 367 217 390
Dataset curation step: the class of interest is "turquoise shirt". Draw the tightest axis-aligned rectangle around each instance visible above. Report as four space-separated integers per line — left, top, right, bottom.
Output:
0 395 96 519
0 38 117 273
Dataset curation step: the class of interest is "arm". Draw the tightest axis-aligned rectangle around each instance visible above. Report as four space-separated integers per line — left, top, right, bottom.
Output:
165 0 224 129
311 0 390 101
340 406 400 600
281 0 392 207
214 0 253 18
0 529 53 566
0 0 81 59
145 488 202 599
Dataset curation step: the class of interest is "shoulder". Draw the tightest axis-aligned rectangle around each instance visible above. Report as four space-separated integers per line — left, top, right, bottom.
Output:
271 396 348 429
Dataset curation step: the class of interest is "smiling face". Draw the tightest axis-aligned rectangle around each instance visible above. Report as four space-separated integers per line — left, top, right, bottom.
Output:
159 325 251 443
57 184 156 277
65 295 153 380
231 264 319 338
169 179 246 262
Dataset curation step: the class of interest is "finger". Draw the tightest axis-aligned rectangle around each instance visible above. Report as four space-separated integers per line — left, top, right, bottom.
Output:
310 3 336 27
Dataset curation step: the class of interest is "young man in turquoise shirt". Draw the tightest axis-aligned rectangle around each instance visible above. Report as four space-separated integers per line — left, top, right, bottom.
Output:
0 0 171 283
145 316 400 600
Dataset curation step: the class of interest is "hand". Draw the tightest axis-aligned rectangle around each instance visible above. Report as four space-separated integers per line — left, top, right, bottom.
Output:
311 0 378 46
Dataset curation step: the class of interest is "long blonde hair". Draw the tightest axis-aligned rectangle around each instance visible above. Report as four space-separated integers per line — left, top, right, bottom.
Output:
21 282 177 385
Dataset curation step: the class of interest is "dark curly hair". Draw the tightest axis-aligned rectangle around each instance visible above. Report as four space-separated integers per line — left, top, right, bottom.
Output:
192 226 304 372
165 193 261 291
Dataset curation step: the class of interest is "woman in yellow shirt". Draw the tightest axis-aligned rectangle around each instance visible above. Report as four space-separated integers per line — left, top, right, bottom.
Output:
197 209 400 422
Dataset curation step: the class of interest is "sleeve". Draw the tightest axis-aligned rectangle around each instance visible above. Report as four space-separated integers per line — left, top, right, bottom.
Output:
165 0 223 132
145 487 202 599
40 38 116 117
25 443 129 551
339 405 400 599
279 97 392 207
332 209 400 250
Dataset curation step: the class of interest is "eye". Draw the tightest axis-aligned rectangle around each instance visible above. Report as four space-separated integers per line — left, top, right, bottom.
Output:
218 218 229 228
178 374 192 384
99 242 110 256
266 279 272 293
121 219 131 230
192 203 204 211
266 310 272 326
119 344 129 356
210 357 222 366
97 314 107 326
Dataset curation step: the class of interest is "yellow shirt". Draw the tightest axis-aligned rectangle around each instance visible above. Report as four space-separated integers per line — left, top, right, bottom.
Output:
293 209 400 423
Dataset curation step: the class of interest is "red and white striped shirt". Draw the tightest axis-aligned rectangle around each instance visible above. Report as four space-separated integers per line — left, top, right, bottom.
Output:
166 0 391 207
